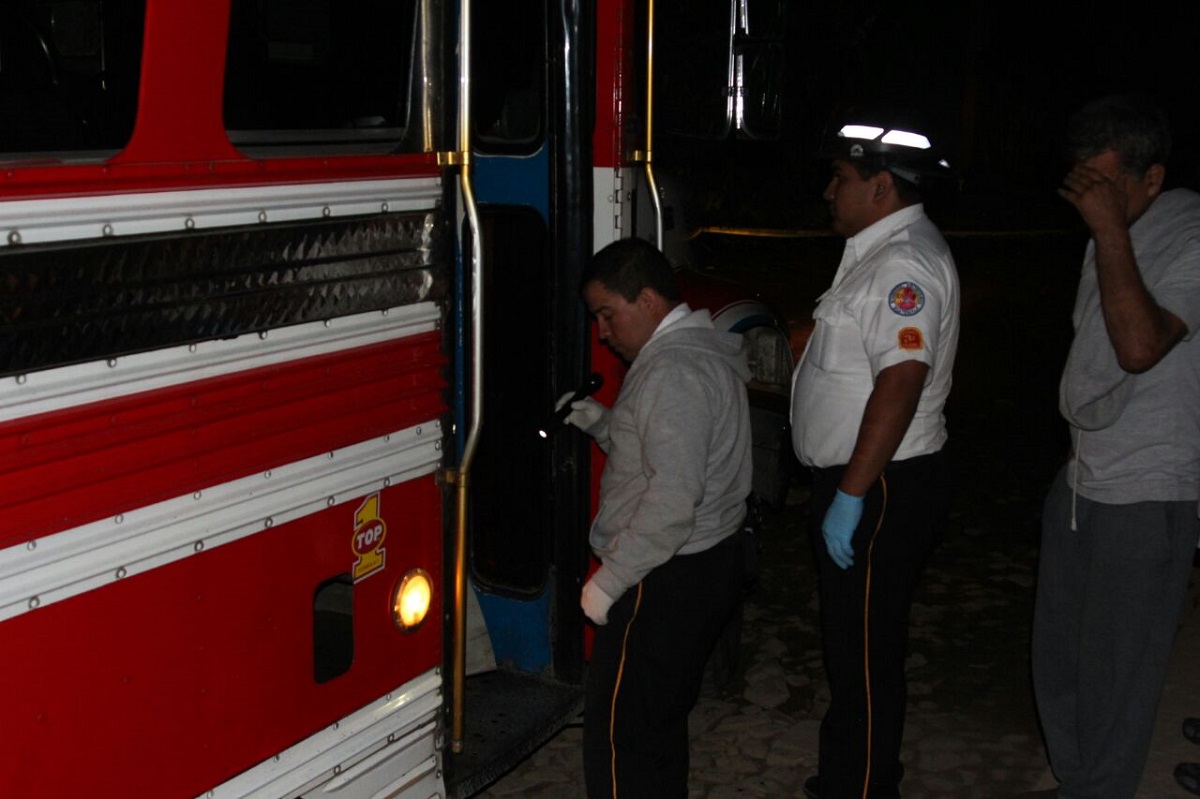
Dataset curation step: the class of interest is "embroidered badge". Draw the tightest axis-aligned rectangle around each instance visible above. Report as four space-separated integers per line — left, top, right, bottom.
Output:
898 326 924 351
888 282 926 316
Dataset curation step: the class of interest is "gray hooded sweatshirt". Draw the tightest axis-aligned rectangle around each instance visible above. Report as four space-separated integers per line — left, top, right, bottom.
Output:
588 306 753 602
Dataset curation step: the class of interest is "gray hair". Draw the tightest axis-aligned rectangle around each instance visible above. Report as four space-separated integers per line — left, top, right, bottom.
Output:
1065 94 1172 178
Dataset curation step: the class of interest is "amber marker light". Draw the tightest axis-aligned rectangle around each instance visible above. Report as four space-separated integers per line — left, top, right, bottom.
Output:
392 568 433 631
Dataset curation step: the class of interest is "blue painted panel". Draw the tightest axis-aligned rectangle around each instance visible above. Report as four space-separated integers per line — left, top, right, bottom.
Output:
475 585 553 673
464 146 554 674
472 148 550 219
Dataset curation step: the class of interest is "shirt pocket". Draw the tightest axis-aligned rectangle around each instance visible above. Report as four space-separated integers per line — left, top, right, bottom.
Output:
808 296 851 370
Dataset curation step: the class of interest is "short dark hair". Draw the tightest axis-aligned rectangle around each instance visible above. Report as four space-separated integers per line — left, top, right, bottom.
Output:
844 155 923 204
580 238 681 303
1065 94 1172 177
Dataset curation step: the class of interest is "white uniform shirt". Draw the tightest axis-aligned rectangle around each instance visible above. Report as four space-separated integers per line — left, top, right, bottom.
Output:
790 203 960 468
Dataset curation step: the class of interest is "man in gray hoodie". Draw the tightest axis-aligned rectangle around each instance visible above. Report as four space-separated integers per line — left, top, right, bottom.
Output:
561 237 753 799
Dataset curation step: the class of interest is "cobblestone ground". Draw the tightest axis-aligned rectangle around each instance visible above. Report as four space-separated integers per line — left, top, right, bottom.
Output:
475 465 1053 799
475 232 1199 798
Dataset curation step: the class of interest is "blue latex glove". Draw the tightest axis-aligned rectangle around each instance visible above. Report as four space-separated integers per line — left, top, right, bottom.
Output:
822 489 862 569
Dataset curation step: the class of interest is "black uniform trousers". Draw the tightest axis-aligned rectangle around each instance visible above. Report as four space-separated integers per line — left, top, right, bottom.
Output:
809 450 950 799
583 530 746 799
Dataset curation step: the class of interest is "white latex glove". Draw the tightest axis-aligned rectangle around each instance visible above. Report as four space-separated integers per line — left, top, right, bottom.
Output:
555 392 609 436
580 579 616 626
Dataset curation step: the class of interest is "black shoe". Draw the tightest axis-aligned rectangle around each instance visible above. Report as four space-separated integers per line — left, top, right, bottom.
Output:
1178 762 1200 796
1186 717 1200 745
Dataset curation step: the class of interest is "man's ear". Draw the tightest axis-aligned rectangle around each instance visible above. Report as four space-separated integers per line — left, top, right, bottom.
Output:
1145 163 1166 198
636 286 659 311
637 286 671 318
872 169 895 202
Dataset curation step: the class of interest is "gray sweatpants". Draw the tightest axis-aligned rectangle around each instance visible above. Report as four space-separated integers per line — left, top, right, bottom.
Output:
1031 467 1198 799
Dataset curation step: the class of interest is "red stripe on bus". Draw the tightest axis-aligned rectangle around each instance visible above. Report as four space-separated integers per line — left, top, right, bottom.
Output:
0 332 447 546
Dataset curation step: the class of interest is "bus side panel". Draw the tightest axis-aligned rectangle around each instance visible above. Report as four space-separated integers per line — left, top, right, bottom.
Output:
0 297 449 797
0 477 443 799
0 331 447 545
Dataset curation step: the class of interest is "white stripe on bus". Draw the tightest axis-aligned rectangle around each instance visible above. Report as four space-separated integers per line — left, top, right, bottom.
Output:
0 419 443 623
2 301 441 423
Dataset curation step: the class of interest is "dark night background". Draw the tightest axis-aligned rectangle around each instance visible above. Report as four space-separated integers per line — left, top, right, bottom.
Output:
645 0 1200 556
656 0 1200 234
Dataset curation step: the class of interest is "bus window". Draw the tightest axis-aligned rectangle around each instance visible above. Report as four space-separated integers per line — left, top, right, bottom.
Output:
471 0 545 152
654 1 734 140
654 0 787 141
735 0 787 139
737 39 785 140
0 0 144 157
744 0 787 37
223 0 418 155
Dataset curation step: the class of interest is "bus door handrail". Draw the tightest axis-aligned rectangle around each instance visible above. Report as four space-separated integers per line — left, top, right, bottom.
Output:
450 0 483 757
640 0 664 249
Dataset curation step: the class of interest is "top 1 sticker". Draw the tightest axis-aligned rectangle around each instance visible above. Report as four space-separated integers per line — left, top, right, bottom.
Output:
888 282 925 316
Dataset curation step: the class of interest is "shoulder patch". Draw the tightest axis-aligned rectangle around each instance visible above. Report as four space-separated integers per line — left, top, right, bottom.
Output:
888 282 925 316
898 326 924 351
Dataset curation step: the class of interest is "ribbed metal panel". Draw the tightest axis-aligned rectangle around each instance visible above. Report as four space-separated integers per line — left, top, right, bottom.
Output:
0 210 447 376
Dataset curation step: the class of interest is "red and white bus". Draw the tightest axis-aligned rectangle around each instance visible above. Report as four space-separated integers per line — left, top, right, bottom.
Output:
0 1 792 796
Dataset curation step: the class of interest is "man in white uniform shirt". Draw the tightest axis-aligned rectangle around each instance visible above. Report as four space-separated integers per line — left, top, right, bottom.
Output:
792 112 960 799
